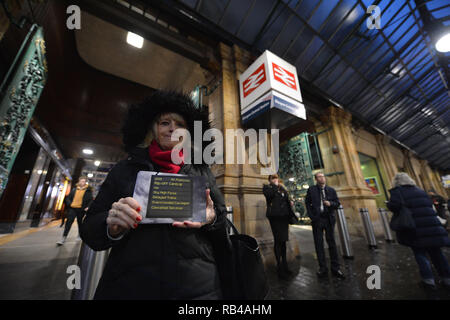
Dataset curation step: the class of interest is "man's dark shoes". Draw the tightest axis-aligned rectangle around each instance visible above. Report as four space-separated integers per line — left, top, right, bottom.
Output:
332 269 345 279
316 269 328 278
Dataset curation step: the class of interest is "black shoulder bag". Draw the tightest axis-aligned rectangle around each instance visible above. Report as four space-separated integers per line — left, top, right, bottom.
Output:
226 219 269 300
389 188 416 232
288 201 299 225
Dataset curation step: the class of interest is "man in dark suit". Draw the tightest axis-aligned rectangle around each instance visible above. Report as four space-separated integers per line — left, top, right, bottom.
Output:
305 172 345 279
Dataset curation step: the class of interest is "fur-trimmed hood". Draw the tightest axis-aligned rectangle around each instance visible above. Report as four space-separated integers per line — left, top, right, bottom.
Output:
391 172 417 188
122 90 211 152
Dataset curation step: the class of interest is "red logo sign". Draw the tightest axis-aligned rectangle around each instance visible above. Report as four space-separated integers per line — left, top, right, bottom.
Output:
242 63 266 98
272 63 297 90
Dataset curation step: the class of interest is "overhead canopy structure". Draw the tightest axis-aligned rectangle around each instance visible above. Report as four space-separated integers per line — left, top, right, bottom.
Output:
133 0 449 171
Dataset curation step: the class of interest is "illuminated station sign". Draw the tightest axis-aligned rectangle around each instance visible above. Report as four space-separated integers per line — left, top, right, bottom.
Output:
239 50 306 128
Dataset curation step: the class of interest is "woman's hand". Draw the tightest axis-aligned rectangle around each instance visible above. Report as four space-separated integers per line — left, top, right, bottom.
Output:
172 189 216 229
107 197 142 237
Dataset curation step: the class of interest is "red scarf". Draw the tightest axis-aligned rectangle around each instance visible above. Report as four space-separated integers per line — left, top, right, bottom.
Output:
148 140 184 173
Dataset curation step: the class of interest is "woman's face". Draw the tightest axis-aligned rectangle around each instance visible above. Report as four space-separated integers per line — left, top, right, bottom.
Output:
156 113 187 150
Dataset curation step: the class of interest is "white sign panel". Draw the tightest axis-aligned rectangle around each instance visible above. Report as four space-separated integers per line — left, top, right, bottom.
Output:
239 50 303 111
241 90 306 124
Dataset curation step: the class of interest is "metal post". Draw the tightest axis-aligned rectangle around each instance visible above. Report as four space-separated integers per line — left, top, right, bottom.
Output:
226 206 233 235
336 205 354 259
359 208 378 249
87 249 111 300
71 242 97 300
378 208 395 243
72 243 111 300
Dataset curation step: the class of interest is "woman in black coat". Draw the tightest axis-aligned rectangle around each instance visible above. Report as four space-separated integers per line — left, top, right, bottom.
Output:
80 90 232 299
263 174 295 278
387 172 450 289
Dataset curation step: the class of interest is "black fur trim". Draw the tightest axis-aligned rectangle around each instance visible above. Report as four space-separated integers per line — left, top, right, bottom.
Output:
122 90 212 153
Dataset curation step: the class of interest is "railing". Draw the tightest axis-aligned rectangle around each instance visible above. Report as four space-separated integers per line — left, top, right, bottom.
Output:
226 206 234 235
378 208 395 243
359 208 378 249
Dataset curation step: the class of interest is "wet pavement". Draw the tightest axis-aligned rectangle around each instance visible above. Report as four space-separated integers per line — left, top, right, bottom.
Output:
1 220 450 300
261 225 450 300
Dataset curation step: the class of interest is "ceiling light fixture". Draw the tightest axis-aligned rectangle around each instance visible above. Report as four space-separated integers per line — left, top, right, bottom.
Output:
127 31 144 49
435 33 450 52
94 160 101 166
82 148 94 155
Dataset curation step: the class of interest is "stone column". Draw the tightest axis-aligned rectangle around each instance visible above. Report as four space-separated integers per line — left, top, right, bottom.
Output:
419 160 445 196
419 160 435 192
403 151 423 189
208 43 300 266
375 134 397 189
314 107 382 237
431 169 446 197
208 43 241 230
208 44 268 235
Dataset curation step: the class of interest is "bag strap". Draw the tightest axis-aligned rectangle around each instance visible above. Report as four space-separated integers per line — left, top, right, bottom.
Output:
226 218 240 235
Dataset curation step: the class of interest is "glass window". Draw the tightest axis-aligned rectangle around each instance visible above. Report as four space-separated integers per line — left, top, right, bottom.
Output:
359 153 389 209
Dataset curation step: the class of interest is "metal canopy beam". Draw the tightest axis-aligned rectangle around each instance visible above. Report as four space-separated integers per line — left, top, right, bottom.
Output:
236 0 257 37
251 0 282 49
269 0 306 52
426 148 450 163
309 0 387 84
367 66 435 127
397 106 449 143
432 154 450 168
382 84 445 134
273 0 389 106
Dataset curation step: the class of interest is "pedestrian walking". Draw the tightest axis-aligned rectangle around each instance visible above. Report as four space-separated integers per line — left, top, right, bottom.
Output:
388 172 450 290
56 176 93 245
